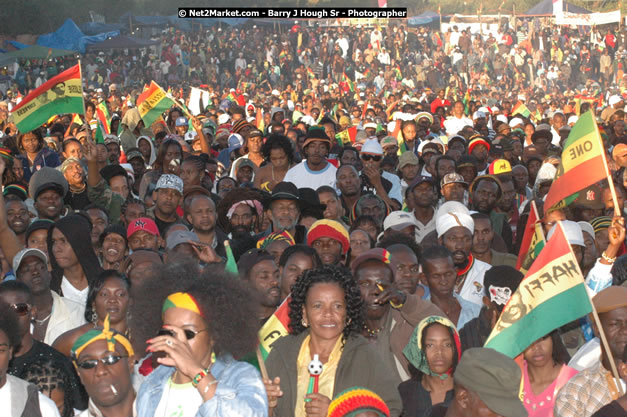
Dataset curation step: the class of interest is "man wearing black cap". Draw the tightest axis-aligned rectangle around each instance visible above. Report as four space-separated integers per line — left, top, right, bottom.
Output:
28 166 68 221
283 126 337 190
556 286 627 417
442 347 527 417
407 176 437 244
263 182 306 244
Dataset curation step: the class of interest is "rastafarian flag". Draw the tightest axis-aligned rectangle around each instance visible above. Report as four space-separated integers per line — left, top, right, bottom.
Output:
485 221 592 358
11 64 84 132
544 111 608 210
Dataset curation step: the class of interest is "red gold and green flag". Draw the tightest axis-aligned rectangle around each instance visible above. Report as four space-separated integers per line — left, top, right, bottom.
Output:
573 94 599 115
307 67 315 79
544 111 608 210
484 222 593 358
258 296 291 361
95 102 110 135
512 101 531 118
136 81 175 128
335 126 357 147
11 64 84 133
516 200 545 273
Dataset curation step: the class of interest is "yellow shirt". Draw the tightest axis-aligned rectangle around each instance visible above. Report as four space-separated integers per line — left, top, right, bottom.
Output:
294 335 343 417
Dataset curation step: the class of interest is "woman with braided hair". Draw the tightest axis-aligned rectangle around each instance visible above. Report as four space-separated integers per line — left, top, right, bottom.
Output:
22 358 73 417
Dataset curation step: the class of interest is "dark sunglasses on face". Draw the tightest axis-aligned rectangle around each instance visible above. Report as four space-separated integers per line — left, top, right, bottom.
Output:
361 154 382 162
157 327 208 340
11 303 30 316
76 354 127 370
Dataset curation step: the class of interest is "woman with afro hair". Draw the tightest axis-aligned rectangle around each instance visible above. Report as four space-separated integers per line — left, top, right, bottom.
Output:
134 261 267 417
264 265 402 417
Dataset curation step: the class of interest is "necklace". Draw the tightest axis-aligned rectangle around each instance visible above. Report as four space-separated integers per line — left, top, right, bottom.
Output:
363 323 382 337
34 312 52 324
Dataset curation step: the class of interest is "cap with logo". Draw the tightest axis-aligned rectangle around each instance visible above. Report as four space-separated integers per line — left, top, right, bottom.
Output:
155 174 184 195
126 217 160 239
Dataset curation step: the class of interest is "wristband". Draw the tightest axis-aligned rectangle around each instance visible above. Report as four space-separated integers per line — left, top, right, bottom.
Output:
601 251 617 264
192 368 210 387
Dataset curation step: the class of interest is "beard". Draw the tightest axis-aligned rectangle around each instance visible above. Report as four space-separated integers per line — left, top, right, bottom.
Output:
230 225 251 239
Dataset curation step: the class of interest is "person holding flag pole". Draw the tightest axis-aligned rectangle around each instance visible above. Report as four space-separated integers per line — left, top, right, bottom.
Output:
482 220 625 416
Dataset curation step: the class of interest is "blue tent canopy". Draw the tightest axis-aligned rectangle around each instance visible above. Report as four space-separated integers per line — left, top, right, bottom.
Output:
80 22 125 36
408 11 440 26
37 19 119 53
7 40 29 50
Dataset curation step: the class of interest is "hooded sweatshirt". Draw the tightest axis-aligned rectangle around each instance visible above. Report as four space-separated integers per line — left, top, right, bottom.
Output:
136 135 157 167
119 108 152 153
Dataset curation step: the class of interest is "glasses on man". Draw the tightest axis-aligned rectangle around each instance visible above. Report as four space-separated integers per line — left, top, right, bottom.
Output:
10 303 30 316
76 354 127 370
361 154 382 162
157 328 208 340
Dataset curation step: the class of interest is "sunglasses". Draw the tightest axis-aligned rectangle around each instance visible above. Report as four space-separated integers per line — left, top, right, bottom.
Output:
11 303 30 316
76 354 127 370
157 328 208 340
361 154 382 162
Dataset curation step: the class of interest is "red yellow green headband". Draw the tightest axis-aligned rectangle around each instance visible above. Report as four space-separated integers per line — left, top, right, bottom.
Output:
162 292 203 317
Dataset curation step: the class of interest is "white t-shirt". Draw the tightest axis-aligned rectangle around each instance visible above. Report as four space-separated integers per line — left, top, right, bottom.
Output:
443 116 473 136
283 160 337 190
457 258 492 307
60 277 89 306
154 378 203 417
0 376 61 417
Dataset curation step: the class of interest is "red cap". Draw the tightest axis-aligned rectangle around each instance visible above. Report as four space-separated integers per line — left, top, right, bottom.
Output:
127 217 159 239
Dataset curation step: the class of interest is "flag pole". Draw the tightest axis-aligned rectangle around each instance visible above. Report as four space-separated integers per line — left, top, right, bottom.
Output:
558 220 625 395
78 60 86 117
588 297 625 395
256 346 269 380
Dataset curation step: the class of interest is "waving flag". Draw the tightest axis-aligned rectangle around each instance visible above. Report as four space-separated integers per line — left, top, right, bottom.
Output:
512 101 531 118
544 111 608 210
335 126 357 147
11 64 84 133
516 200 545 273
136 81 175 128
95 102 110 135
258 296 291 361
485 222 593 358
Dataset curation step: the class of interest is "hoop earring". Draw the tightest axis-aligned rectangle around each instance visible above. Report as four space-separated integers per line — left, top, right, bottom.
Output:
301 318 308 328
346 318 352 327
91 311 98 324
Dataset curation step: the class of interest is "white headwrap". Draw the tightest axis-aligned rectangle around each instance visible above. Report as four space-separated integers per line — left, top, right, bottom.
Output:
436 211 475 238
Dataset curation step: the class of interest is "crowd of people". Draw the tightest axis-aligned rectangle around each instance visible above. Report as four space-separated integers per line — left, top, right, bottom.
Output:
0 14 626 417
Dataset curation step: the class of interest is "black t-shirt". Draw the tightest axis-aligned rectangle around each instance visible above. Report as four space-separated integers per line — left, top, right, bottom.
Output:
592 401 627 417
9 340 88 410
153 215 180 237
398 378 454 417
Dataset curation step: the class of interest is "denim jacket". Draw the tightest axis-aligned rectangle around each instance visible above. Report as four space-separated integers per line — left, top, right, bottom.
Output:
136 354 268 417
